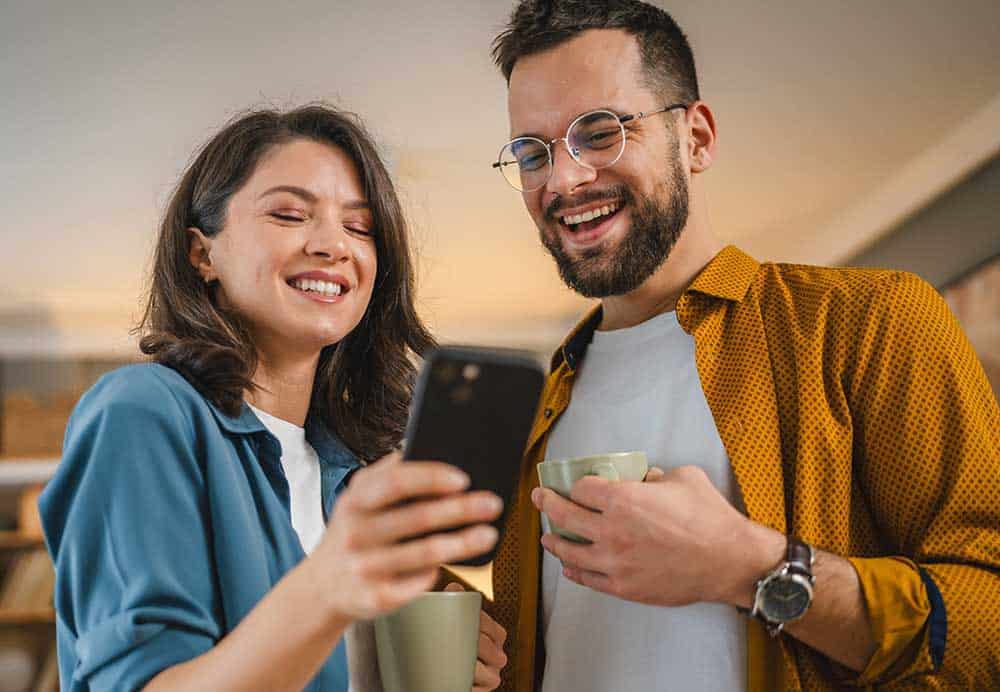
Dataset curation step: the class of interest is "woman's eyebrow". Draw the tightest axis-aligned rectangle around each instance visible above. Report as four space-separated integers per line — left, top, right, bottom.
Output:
258 185 318 203
258 186 370 211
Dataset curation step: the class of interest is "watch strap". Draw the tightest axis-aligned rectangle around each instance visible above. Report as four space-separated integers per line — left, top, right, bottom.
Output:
785 536 814 578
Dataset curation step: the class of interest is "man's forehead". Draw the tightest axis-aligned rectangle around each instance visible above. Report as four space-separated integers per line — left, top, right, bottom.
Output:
507 29 644 134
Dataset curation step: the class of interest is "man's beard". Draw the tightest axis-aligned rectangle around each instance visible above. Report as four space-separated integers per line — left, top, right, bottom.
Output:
540 150 689 298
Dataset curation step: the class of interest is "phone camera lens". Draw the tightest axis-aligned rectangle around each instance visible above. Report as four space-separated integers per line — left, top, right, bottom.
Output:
462 364 481 381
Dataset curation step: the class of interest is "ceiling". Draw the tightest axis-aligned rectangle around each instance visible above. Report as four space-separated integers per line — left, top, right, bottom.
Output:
2 0 999 355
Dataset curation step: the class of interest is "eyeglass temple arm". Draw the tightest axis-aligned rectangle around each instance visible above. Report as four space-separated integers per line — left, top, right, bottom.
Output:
619 102 689 124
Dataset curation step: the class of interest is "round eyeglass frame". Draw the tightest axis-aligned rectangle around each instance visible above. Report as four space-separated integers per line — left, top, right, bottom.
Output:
492 103 688 192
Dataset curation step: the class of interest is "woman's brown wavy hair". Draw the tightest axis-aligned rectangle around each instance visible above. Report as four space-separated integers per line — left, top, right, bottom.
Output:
137 104 434 462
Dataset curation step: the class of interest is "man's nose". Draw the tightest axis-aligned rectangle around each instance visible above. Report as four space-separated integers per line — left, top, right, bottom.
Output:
545 140 598 198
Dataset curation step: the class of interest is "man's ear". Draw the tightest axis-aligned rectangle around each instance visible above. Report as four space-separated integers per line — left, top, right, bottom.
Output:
187 227 216 284
686 101 717 174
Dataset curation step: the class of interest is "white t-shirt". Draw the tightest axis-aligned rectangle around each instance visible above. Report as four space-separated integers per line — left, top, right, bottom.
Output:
248 404 325 555
541 311 747 692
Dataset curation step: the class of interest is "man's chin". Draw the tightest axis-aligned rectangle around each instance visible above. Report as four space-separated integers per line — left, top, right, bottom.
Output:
551 255 618 298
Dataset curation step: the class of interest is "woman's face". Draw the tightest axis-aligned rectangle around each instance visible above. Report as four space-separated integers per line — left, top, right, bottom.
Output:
191 138 378 358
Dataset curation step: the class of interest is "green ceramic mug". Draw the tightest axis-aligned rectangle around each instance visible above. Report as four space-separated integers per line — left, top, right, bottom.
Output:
536 451 649 543
375 591 481 692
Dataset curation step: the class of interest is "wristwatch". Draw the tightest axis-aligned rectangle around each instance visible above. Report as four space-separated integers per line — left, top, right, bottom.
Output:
750 536 815 636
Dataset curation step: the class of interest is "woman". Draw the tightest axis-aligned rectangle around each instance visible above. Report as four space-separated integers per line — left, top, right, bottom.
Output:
39 105 507 691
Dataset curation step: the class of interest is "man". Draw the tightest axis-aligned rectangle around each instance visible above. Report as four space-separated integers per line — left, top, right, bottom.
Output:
485 1 1000 690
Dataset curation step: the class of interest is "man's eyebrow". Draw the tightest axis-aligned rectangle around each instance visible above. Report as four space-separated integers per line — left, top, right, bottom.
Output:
258 185 319 203
510 131 547 141
510 107 630 141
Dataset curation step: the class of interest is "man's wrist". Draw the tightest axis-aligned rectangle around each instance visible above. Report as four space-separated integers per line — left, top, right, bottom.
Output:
716 520 786 608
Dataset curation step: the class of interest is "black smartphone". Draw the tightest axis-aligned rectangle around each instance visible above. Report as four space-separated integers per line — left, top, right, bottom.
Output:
402 345 545 566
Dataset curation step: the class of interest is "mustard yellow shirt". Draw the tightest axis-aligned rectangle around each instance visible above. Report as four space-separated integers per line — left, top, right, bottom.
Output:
490 246 1000 690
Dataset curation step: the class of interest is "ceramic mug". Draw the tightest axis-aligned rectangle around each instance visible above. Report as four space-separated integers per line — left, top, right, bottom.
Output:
536 451 648 543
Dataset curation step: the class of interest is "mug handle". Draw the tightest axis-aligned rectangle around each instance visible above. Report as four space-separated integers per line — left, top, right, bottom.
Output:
589 461 620 481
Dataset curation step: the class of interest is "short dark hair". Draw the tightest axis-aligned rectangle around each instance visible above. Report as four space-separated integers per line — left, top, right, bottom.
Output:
138 105 434 462
492 0 700 104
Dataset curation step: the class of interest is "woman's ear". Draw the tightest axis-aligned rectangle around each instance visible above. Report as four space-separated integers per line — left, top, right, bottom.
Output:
187 227 216 284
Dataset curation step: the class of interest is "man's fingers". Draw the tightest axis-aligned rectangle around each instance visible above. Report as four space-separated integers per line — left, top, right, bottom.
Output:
563 565 614 595
480 608 508 647
476 631 507 668
644 467 666 482
473 660 502 691
535 489 602 542
540 532 605 574
568 475 615 512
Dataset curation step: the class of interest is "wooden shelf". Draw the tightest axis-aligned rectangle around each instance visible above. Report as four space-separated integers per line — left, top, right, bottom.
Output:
0 531 45 549
0 458 59 488
0 608 55 625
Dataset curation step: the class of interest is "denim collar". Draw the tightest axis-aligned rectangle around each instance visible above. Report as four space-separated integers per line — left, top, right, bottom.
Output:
207 400 360 472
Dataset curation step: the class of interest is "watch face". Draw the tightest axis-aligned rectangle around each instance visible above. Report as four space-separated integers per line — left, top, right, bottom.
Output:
760 576 811 622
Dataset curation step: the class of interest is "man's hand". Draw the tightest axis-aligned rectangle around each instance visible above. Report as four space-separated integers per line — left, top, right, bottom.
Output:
531 465 783 607
444 582 507 691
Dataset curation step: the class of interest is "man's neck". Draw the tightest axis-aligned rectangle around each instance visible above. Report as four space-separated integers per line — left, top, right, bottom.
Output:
599 223 723 332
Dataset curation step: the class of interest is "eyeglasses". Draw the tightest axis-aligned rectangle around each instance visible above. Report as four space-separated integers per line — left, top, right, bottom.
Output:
492 104 688 192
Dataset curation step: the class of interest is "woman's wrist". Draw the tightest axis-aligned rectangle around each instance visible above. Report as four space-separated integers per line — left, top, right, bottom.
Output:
292 555 356 636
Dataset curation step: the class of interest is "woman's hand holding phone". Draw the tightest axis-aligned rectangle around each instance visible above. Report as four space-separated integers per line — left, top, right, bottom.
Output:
309 452 503 623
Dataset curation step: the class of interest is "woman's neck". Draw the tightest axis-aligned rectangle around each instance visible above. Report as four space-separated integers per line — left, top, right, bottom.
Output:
247 351 321 428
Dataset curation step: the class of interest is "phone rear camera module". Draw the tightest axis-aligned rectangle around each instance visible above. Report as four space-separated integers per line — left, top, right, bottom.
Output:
462 364 481 381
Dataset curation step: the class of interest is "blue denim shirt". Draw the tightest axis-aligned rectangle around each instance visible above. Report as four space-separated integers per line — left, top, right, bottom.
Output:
39 363 361 691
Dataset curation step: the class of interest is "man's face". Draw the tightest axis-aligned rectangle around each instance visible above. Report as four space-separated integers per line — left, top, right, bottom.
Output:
507 29 689 298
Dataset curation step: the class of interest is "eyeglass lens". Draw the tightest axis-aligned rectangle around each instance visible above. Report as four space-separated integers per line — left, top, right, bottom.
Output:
498 111 626 192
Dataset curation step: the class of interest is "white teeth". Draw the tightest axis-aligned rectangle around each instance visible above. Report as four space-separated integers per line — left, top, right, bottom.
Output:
561 202 619 226
291 278 344 297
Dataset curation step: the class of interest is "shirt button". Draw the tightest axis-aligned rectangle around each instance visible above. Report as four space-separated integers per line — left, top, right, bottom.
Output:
544 408 553 419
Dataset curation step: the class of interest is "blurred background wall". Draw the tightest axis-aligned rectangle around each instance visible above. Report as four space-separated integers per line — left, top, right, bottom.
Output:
1 0 998 452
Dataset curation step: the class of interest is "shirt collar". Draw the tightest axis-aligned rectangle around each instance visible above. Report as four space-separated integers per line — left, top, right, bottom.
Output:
207 400 267 435
207 400 360 471
553 245 759 372
304 415 362 470
683 245 759 302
